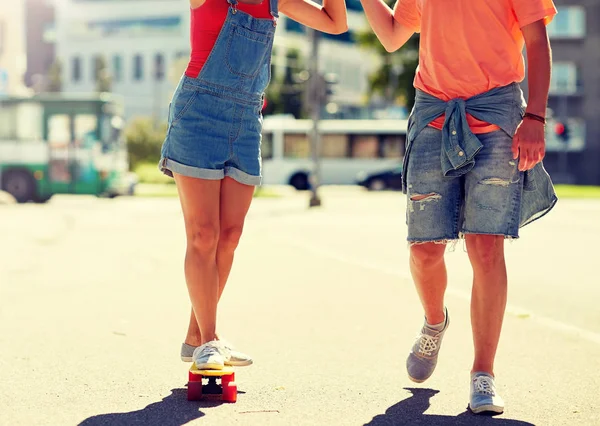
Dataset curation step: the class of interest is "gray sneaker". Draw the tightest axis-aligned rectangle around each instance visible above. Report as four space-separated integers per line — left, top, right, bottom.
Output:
182 340 253 366
406 308 449 383
469 372 505 414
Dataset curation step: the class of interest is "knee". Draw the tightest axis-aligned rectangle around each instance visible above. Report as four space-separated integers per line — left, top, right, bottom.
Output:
410 243 445 269
466 235 504 270
219 225 244 252
187 224 220 254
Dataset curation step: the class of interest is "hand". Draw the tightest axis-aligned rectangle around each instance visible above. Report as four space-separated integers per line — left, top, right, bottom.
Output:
512 117 546 171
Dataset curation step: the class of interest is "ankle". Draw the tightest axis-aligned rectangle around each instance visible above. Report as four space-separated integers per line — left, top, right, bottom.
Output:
200 333 218 345
425 308 446 326
185 336 202 347
471 365 494 377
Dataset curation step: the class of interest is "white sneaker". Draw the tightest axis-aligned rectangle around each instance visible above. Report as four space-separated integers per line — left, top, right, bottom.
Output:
469 372 505 414
193 340 228 370
182 340 253 366
220 339 253 367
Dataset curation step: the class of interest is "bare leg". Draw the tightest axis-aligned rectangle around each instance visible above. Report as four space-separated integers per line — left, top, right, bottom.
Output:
174 174 221 346
465 234 507 375
184 178 254 346
409 243 448 324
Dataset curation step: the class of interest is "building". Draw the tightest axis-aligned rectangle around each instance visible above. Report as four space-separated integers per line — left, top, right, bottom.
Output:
54 0 189 122
53 0 378 121
24 0 56 91
0 3 28 95
542 0 600 184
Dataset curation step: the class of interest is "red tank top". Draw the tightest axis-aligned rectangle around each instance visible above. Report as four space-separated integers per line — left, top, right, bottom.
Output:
185 0 273 78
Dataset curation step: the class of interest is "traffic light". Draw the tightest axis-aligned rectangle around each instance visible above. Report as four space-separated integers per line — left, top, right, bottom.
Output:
554 122 570 143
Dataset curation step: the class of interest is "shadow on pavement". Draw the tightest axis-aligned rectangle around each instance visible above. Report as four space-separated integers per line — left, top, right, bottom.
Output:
78 388 222 426
366 388 535 426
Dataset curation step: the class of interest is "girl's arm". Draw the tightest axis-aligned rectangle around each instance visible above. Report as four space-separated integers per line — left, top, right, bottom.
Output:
279 0 348 35
360 0 415 52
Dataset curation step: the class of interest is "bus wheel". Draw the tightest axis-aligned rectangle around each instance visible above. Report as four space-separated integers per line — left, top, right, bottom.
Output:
289 173 309 191
35 194 53 204
2 170 36 203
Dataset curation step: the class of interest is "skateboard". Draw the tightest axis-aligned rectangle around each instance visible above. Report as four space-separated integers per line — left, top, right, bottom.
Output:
187 364 237 403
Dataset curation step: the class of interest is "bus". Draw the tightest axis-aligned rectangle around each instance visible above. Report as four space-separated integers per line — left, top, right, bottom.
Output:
261 116 408 190
0 93 136 203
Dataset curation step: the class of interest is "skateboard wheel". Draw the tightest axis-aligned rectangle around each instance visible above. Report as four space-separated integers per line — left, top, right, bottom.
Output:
222 382 237 403
188 381 203 401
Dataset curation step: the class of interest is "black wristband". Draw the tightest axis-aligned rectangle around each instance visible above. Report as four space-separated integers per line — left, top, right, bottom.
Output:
523 112 546 125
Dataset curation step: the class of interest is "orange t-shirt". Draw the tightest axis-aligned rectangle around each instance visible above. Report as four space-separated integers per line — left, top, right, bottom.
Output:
394 0 557 133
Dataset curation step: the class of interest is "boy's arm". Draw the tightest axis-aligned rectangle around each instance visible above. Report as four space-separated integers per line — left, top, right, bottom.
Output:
360 0 416 52
279 0 348 34
512 19 552 171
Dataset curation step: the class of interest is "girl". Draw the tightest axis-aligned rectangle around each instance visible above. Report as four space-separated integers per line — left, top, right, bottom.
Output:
159 0 347 369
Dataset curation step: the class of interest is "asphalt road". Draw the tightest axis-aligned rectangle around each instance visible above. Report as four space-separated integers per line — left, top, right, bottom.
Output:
1 188 598 426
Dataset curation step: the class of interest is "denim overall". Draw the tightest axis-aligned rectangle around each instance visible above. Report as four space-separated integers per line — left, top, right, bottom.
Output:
160 0 278 185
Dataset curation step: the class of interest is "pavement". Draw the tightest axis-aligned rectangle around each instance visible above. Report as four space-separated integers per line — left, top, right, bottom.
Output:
1 188 599 426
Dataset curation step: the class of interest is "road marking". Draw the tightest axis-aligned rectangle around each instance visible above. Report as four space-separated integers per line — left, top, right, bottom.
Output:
274 236 600 345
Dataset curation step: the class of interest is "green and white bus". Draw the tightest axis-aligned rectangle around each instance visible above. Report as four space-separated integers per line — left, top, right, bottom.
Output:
0 93 136 203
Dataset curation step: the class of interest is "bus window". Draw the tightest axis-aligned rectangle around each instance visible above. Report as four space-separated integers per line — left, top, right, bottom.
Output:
47 114 72 183
0 105 17 140
48 115 71 147
350 135 378 158
284 133 310 158
74 114 98 148
381 134 405 159
17 103 44 141
261 132 273 160
321 134 348 158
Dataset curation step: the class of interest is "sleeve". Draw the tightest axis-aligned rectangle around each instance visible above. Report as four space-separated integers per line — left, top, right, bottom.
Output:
393 0 421 33
511 0 557 28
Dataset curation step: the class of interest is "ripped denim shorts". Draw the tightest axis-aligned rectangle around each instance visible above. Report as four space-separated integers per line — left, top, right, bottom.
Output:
405 126 523 244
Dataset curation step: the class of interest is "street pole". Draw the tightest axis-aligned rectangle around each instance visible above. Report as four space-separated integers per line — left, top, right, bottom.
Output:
307 28 322 208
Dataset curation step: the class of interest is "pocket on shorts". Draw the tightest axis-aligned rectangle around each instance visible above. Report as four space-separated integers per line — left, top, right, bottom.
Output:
170 84 198 125
225 25 271 78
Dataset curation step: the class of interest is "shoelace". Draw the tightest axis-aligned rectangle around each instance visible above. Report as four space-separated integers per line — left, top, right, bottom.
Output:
473 376 496 396
202 342 222 355
417 333 439 356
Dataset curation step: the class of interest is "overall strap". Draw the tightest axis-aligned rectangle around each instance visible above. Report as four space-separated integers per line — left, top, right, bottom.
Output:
269 0 279 22
226 0 238 10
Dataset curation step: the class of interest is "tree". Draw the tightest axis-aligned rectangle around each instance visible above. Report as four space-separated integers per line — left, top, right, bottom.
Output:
355 13 419 111
264 47 308 118
46 58 62 92
94 56 112 93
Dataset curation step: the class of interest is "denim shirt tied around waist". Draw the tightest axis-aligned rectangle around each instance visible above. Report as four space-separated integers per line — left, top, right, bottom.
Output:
402 83 557 228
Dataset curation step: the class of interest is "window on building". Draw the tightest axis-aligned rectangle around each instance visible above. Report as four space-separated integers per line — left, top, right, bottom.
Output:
133 54 144 81
155 53 165 81
547 6 586 39
72 56 81 82
112 55 123 83
92 55 101 81
550 62 580 94
174 51 190 60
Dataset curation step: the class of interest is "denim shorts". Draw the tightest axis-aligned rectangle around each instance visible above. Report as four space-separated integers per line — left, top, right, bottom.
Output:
406 126 524 243
159 75 264 186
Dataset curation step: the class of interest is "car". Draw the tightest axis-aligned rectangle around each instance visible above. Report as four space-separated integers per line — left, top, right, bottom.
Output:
356 165 403 191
